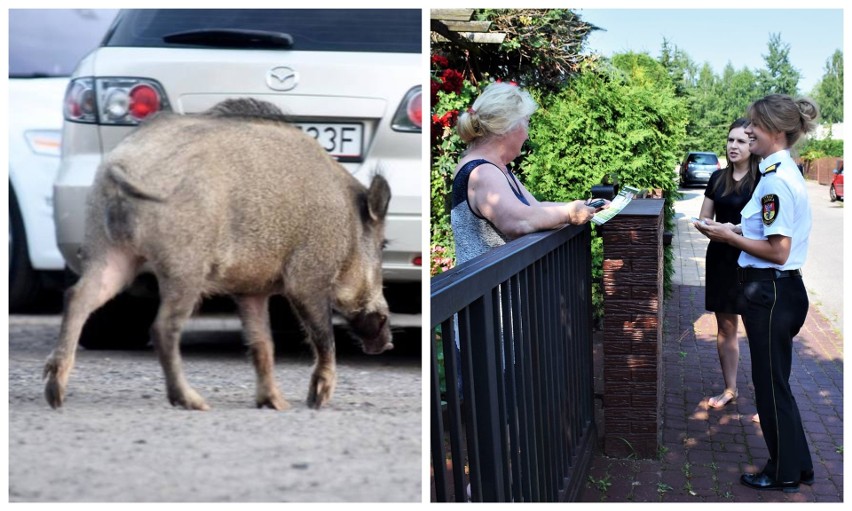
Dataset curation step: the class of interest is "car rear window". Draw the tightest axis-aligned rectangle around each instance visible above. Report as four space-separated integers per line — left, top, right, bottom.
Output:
688 153 718 165
104 9 421 53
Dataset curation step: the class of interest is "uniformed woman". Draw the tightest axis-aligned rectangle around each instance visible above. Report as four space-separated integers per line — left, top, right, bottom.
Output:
694 94 818 493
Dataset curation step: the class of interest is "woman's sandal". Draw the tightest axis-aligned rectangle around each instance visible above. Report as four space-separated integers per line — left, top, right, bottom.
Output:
708 388 738 409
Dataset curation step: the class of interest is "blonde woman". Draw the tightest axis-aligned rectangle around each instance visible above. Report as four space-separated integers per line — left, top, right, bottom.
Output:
450 82 602 264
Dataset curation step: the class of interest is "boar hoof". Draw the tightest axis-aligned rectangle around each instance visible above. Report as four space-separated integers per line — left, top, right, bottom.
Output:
256 389 290 411
44 375 66 409
43 358 68 409
307 370 337 409
168 389 210 411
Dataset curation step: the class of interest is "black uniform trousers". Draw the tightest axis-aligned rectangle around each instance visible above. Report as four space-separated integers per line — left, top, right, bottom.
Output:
740 272 813 482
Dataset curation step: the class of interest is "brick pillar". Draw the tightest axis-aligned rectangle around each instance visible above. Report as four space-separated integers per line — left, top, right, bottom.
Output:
600 199 664 458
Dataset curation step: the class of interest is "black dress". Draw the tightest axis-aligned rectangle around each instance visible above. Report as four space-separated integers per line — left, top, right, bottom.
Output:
704 169 759 313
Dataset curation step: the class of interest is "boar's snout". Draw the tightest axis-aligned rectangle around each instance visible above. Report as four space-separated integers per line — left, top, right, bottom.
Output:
349 311 392 354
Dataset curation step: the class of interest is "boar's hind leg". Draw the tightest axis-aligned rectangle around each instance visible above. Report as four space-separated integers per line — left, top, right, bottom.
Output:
152 282 209 411
44 249 140 408
236 295 289 411
289 298 337 409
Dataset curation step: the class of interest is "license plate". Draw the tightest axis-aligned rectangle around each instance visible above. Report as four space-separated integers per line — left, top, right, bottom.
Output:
295 122 363 161
696 172 709 178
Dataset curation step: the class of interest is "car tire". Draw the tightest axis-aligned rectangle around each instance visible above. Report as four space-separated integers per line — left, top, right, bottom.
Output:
830 184 837 202
78 292 159 350
9 188 42 312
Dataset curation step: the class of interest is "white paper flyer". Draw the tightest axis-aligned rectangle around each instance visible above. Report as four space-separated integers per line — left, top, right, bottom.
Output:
591 185 642 225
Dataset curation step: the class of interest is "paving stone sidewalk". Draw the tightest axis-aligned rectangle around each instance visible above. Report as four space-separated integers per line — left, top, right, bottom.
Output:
579 193 844 502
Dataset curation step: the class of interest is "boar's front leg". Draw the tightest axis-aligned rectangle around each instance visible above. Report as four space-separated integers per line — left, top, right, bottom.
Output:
289 297 337 409
235 294 289 410
152 281 209 411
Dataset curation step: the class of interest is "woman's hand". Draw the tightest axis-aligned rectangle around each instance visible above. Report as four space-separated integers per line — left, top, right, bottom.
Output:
567 200 596 225
693 218 737 244
585 198 611 211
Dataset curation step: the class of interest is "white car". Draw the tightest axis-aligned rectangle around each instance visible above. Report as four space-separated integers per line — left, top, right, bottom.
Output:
8 9 118 310
53 9 422 347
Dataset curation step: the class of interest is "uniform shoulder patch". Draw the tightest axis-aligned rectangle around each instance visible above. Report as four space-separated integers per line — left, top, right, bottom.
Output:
763 163 779 175
761 194 779 225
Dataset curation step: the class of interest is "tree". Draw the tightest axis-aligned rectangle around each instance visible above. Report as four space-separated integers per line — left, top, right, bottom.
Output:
682 63 723 151
812 49 843 123
522 55 686 201
756 33 801 96
710 64 763 151
660 38 697 97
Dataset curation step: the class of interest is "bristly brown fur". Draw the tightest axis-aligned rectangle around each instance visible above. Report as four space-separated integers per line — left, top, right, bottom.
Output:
42 98 393 412
204 97 293 124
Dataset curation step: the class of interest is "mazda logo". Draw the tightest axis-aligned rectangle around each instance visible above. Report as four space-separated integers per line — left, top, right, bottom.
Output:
266 66 298 91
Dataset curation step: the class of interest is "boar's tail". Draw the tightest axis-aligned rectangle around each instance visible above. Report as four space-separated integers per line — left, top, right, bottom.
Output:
101 164 165 244
106 164 170 202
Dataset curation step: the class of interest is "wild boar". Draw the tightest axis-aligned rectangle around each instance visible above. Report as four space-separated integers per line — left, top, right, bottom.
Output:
43 98 393 411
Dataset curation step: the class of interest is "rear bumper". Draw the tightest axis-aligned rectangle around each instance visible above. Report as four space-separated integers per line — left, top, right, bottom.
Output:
53 182 88 275
682 171 712 185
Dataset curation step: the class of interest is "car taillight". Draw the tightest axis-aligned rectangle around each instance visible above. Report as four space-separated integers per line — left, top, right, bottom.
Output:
391 86 421 133
64 78 97 123
128 85 160 120
64 77 170 125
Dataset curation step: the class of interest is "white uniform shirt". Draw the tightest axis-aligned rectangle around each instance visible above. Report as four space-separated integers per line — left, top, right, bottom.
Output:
737 149 811 270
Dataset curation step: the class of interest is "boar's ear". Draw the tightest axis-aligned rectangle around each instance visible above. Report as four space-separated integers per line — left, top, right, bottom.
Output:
367 174 391 222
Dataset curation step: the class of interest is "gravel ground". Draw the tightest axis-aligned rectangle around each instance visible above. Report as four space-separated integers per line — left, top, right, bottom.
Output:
7 314 422 502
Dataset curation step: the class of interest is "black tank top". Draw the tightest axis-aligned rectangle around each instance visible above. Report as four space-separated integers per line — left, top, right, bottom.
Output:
451 159 530 215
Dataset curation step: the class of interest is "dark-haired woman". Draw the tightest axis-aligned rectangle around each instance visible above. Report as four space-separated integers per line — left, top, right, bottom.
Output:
696 119 761 409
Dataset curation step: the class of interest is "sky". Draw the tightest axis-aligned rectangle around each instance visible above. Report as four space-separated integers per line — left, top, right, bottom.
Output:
578 8 843 94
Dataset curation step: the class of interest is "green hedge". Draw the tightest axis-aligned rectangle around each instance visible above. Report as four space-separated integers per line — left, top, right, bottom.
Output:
431 53 689 317
521 58 687 310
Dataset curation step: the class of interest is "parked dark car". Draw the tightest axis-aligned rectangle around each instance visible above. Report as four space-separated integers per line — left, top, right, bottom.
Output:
679 151 720 187
830 160 844 202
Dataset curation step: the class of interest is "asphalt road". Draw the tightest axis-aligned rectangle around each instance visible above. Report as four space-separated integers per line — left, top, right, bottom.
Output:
800 178 844 332
7 314 422 502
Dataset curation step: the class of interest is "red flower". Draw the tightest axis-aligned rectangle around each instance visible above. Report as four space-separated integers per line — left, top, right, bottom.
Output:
430 116 444 144
441 69 464 94
439 110 458 127
430 79 441 106
431 54 449 68
430 109 459 144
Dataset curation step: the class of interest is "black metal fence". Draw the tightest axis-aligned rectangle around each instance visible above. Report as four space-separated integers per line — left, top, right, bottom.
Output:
430 224 597 502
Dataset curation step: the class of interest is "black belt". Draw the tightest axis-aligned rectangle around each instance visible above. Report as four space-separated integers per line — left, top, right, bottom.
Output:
737 267 802 283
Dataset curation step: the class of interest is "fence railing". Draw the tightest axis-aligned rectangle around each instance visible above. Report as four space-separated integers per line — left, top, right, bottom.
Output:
430 224 597 502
